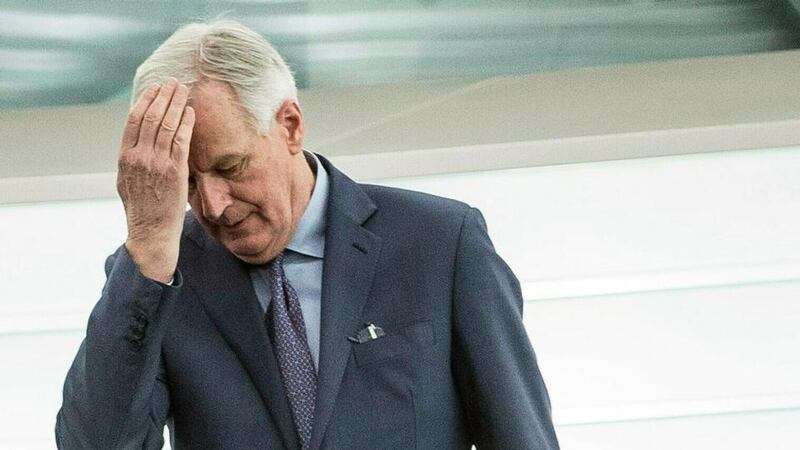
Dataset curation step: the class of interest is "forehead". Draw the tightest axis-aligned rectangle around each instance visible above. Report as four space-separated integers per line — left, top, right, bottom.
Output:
187 81 254 169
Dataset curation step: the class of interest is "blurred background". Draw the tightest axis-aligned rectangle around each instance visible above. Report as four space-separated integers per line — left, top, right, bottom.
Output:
3 0 800 108
2 1 800 449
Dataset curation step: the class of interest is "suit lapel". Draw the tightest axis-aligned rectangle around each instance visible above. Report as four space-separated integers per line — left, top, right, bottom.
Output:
183 223 299 450
309 156 382 450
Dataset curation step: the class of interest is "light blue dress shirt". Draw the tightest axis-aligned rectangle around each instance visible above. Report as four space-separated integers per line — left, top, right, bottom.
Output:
249 151 328 370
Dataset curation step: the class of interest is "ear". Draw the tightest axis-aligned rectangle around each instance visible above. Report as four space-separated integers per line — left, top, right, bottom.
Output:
273 100 304 155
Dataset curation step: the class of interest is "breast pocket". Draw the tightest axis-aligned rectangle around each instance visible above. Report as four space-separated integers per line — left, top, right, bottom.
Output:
352 321 436 367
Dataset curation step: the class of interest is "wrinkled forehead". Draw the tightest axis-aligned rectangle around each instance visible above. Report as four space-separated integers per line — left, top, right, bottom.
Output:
187 81 251 131
187 82 254 171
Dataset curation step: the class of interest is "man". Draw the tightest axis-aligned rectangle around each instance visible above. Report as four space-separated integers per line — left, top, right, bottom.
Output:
56 20 559 450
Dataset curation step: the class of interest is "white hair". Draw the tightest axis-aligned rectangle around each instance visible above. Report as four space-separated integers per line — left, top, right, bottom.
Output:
131 20 297 134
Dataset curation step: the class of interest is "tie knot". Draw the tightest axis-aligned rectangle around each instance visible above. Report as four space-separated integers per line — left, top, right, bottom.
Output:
269 251 286 271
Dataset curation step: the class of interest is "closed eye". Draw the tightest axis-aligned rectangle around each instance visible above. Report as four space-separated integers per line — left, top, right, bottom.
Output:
218 165 238 175
217 157 248 177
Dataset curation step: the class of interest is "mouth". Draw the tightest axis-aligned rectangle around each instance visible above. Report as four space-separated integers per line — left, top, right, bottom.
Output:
227 217 247 228
222 213 254 232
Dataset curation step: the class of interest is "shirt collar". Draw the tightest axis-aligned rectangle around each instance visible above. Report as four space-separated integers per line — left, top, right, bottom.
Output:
286 151 328 258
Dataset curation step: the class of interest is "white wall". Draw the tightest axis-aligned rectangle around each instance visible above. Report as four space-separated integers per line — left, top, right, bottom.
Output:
2 145 799 448
383 146 800 448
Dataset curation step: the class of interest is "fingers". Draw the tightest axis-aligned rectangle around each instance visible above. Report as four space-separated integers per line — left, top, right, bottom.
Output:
138 78 179 152
172 106 195 163
121 85 160 149
155 83 189 154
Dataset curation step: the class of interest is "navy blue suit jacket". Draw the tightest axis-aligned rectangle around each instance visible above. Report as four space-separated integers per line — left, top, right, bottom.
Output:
57 155 559 449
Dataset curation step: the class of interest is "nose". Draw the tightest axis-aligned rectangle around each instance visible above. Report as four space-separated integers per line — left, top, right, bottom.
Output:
196 177 232 223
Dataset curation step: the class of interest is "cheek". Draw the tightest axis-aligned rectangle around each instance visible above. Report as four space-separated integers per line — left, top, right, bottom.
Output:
253 198 288 226
244 181 292 216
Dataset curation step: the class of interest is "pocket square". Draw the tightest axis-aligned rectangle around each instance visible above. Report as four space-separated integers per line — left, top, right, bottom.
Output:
348 323 386 344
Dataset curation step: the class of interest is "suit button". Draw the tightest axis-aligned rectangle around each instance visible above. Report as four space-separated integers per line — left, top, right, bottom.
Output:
131 312 148 326
131 329 145 340
129 322 147 341
128 336 144 351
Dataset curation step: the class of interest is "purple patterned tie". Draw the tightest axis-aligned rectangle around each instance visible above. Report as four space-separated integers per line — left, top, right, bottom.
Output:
267 252 317 449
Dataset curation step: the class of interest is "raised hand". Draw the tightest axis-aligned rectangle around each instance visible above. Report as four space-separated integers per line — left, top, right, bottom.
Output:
117 78 195 283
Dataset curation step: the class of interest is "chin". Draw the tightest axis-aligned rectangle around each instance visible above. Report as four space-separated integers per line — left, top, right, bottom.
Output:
222 233 276 264
232 251 272 265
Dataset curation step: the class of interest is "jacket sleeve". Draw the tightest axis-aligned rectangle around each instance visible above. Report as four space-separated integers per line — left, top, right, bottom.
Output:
56 245 180 449
451 207 560 450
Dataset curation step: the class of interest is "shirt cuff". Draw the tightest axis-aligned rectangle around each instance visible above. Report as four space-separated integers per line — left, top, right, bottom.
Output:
155 270 183 288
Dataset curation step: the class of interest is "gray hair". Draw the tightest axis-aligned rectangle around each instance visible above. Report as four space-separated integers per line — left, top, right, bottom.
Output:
131 20 297 134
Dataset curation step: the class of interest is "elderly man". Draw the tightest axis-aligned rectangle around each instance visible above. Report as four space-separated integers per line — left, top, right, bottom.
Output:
56 20 558 450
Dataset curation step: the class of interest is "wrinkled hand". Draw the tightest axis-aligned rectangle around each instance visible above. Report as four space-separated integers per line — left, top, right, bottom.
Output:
117 78 195 283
